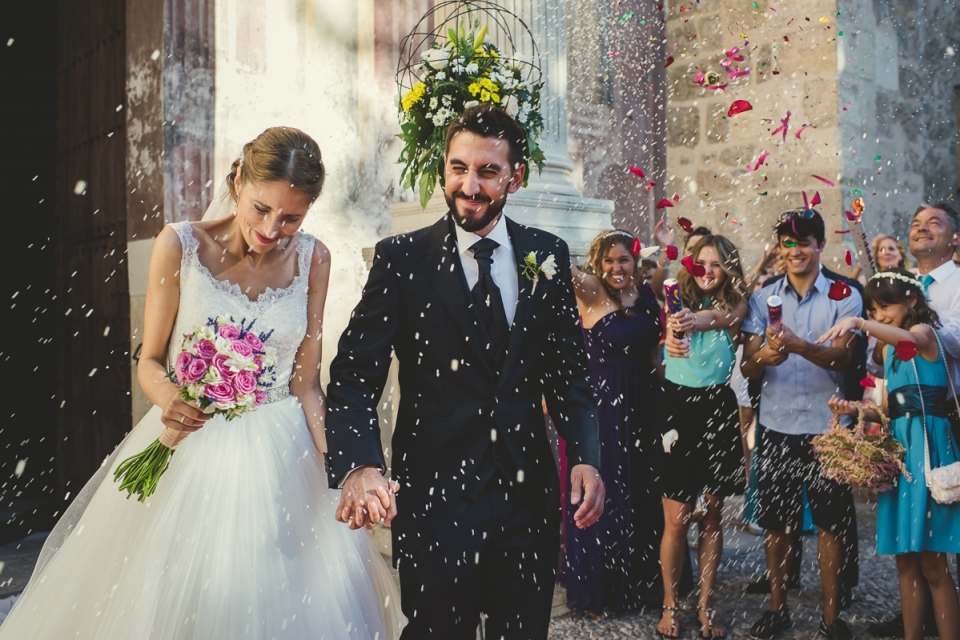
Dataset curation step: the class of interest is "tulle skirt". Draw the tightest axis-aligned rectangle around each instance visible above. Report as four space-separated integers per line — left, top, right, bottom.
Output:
0 396 404 639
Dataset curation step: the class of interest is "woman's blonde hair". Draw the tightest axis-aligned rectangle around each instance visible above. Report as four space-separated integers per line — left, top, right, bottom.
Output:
226 127 325 204
871 234 913 270
678 235 748 313
585 229 643 312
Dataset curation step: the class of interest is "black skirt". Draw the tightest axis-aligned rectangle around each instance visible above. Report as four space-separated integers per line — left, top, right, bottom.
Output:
650 379 744 503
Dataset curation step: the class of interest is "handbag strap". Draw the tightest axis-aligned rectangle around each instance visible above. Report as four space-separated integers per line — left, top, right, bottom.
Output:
932 330 960 416
909 356 934 488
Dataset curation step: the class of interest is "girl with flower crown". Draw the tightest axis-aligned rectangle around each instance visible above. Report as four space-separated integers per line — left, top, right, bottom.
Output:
557 229 668 617
652 234 749 639
821 268 960 640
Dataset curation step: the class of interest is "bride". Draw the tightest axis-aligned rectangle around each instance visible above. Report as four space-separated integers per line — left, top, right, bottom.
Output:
0 127 404 639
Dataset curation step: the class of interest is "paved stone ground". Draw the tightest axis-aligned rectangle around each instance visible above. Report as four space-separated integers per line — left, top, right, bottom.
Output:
1 494 956 637
548 493 956 639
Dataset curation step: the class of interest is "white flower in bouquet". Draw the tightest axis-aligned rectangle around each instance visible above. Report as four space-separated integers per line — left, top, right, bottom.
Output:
202 366 223 385
226 352 257 372
465 62 479 74
429 96 438 109
464 100 480 109
236 392 258 409
441 94 452 105
420 46 451 70
435 71 447 81
262 346 278 368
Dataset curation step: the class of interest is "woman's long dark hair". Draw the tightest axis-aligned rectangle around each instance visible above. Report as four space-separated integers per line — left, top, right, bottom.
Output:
863 268 940 330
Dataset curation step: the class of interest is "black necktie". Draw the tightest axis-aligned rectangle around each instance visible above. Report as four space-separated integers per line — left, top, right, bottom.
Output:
470 238 509 354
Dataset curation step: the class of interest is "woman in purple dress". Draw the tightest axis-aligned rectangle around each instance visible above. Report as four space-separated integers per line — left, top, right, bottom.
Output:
558 229 670 617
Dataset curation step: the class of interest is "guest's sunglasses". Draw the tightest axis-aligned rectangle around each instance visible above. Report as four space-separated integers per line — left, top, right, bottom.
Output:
778 209 819 222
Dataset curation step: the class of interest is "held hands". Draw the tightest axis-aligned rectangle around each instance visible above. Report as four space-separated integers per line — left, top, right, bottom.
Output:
569 464 605 529
161 393 209 433
336 466 400 530
815 317 862 346
827 395 859 418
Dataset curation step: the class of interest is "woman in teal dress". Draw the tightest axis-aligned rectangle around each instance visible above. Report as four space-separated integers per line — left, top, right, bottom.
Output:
822 268 960 640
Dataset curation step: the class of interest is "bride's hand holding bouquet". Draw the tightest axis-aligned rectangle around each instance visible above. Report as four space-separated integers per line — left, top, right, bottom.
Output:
115 316 277 501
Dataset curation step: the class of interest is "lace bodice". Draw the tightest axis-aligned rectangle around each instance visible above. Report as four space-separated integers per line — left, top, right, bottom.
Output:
169 222 314 402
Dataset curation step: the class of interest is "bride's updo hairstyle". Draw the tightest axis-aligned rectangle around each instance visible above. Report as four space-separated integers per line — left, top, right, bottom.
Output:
226 127 325 204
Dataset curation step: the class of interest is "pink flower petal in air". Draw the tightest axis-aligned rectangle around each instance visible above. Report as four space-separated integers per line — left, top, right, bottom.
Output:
656 199 674 209
845 250 853 266
727 100 753 117
860 377 876 388
677 217 693 232
629 167 646 179
845 210 858 221
795 125 813 139
746 150 769 171
811 174 836 187
810 191 822 207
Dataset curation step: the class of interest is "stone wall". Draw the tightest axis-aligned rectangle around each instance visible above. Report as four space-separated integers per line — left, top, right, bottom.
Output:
836 0 959 243
665 0 851 272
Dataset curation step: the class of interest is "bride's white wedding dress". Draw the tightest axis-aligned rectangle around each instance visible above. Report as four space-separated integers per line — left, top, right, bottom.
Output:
0 222 404 639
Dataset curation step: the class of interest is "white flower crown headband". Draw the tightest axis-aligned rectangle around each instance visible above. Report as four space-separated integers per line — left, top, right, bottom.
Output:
868 271 921 287
602 230 635 240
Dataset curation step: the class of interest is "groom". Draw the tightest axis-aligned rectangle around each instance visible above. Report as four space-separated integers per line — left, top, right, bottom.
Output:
325 104 604 639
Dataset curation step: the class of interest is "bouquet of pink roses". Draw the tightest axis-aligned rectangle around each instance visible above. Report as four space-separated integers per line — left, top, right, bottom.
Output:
114 317 277 501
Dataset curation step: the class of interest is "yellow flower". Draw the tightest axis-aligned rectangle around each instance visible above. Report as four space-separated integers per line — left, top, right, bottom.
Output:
480 89 491 102
401 82 427 112
468 82 482 96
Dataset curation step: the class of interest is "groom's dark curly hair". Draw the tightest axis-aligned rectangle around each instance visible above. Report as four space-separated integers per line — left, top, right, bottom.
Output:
443 103 527 172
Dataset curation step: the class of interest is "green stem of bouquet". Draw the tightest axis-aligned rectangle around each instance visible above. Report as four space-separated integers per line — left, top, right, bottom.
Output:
113 439 175 502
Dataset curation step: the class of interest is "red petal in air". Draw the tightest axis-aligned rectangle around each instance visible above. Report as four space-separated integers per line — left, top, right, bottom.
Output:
672 193 681 202
629 166 646 179
827 280 851 301
811 174 836 187
810 191 822 207
727 100 753 117
666 245 679 260
656 199 674 209
631 237 641 257
895 341 918 362
680 255 695 274
664 56 675 68
677 216 694 232
860 377 876 389
845 250 852 266
844 210 858 221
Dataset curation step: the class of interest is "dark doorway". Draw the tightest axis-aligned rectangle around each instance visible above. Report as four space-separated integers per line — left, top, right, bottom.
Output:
1 0 60 542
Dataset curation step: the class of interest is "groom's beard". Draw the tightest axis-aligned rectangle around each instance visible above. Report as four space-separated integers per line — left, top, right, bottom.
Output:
446 190 508 233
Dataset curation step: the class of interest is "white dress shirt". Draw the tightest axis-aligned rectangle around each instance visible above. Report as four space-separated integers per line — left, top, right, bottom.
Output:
923 259 960 399
454 215 519 327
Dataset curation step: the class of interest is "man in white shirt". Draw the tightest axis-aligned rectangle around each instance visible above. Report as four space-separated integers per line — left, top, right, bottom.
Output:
868 201 960 639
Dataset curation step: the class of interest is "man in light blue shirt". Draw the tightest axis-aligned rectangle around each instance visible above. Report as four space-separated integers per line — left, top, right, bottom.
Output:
740 209 860 640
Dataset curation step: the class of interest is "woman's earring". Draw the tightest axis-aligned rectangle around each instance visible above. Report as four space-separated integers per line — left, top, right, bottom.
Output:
232 209 237 217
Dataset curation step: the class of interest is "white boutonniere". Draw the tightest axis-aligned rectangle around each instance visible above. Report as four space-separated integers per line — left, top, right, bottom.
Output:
521 251 557 295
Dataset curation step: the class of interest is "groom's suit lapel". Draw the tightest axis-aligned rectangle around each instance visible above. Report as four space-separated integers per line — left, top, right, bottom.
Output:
417 214 496 376
496 218 538 393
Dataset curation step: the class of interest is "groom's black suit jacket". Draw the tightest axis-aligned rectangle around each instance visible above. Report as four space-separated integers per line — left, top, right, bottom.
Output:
326 213 600 564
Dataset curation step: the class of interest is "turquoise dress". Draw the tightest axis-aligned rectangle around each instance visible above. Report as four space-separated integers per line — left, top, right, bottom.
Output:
876 343 960 554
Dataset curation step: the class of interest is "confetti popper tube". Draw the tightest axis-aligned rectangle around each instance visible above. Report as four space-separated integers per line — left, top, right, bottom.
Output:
847 199 876 278
767 295 784 332
663 279 685 340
